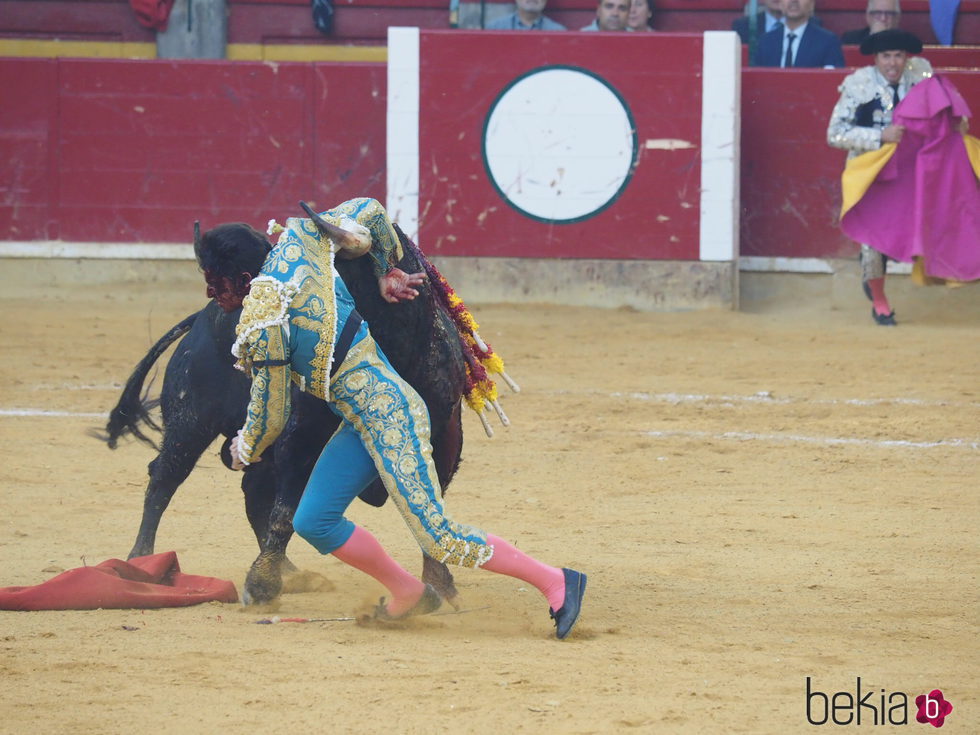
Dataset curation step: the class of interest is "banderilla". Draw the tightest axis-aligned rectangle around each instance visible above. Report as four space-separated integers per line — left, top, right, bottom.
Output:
254 605 491 624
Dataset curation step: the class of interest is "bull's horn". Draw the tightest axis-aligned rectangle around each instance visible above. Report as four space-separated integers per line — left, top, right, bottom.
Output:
193 220 203 262
299 201 370 253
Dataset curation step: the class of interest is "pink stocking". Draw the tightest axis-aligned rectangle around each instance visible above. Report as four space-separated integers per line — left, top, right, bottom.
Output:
332 525 425 616
867 277 891 315
482 534 566 611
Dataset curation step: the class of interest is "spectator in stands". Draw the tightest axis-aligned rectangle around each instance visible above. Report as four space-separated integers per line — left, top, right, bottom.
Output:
581 0 630 30
825 29 933 325
732 0 784 43
840 0 901 45
754 0 844 67
486 0 566 30
627 0 654 31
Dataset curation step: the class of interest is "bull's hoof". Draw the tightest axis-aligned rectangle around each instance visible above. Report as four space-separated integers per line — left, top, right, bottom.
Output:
243 553 284 605
421 554 459 609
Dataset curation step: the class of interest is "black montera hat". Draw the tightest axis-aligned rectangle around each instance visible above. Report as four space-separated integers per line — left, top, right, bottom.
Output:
860 29 923 55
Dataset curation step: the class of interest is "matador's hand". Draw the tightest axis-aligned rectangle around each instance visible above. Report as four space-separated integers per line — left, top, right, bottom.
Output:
881 125 905 144
229 431 260 471
379 267 426 303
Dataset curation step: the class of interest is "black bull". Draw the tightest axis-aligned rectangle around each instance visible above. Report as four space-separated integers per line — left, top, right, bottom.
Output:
98 229 468 605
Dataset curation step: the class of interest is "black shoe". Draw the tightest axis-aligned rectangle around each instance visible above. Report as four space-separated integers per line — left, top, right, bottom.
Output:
550 568 587 640
373 584 442 621
861 281 872 301
871 308 897 326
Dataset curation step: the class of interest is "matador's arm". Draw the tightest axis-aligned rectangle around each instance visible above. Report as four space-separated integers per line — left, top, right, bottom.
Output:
827 81 883 154
235 327 292 466
230 280 294 466
342 198 425 302
301 197 425 302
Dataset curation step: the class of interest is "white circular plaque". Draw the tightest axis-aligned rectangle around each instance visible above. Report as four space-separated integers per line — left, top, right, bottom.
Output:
482 66 637 224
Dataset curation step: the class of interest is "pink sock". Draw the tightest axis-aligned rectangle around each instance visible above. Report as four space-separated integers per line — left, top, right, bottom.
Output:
867 277 891 315
332 525 425 616
482 534 566 611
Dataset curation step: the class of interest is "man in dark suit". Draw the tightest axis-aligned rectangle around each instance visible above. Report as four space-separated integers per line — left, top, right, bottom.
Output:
753 0 844 67
732 0 783 43
841 0 901 44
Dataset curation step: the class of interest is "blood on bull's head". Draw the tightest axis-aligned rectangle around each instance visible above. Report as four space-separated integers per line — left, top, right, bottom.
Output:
194 221 272 313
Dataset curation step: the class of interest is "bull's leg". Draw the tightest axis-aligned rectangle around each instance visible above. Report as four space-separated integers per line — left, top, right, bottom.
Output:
128 428 217 559
243 406 335 605
421 401 465 603
432 401 464 490
242 493 302 605
240 460 278 550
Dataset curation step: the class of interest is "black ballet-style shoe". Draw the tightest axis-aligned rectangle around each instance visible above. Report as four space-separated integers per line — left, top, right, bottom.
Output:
871 308 897 326
373 584 442 621
549 568 587 640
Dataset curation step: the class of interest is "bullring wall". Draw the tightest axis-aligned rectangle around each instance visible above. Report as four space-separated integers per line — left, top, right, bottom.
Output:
3 45 978 254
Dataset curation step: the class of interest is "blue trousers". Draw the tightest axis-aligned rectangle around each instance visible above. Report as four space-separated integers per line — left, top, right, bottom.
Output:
292 333 492 569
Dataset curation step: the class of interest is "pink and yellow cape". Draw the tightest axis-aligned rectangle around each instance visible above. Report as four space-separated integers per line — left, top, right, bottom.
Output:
841 74 980 285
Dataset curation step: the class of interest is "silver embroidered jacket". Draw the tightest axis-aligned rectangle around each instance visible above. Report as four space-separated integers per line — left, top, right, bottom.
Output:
827 57 933 158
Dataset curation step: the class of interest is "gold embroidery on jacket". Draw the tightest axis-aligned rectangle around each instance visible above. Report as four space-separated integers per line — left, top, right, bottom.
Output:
330 337 491 568
327 197 403 278
239 328 292 463
234 218 337 454
232 278 296 372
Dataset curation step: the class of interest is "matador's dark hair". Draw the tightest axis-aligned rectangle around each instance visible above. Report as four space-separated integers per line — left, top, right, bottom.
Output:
194 222 272 281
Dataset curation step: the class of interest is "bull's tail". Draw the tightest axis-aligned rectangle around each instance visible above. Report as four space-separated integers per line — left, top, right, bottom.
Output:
92 311 200 450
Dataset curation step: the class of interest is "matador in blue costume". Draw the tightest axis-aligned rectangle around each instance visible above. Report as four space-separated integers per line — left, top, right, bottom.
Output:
196 197 587 638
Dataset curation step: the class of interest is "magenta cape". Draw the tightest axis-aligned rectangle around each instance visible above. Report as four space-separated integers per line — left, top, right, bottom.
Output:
840 75 980 282
0 552 238 610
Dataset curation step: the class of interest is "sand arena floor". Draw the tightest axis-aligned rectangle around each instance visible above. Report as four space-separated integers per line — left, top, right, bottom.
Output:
0 266 977 734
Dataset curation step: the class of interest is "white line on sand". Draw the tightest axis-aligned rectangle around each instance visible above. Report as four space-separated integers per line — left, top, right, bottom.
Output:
0 409 108 418
643 429 978 451
550 389 980 409
5 391 977 450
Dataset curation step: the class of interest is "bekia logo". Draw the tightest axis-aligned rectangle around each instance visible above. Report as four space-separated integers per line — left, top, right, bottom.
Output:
806 678 954 727
915 691 954 728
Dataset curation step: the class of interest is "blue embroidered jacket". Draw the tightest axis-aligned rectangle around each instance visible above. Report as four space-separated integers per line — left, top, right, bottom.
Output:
232 198 401 464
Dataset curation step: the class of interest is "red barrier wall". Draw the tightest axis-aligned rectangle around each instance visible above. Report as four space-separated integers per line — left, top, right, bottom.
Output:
1 54 978 260
0 59 386 242
417 31 704 260
2 60 59 239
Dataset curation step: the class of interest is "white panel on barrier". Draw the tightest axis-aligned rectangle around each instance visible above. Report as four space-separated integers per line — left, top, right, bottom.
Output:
386 27 420 241
699 30 740 263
